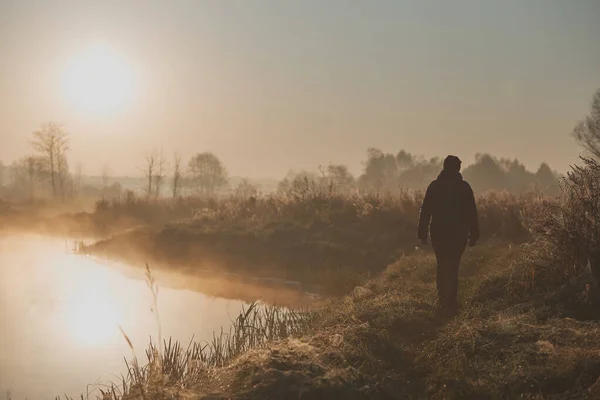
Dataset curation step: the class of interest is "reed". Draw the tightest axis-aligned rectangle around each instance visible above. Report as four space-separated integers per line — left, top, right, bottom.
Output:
88 265 319 398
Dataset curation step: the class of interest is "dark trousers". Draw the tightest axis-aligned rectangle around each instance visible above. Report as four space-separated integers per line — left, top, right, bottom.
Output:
431 234 467 307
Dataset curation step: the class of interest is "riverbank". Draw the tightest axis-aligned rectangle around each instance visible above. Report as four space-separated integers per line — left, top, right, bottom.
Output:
1 191 535 298
80 219 396 297
74 190 532 297
112 239 600 399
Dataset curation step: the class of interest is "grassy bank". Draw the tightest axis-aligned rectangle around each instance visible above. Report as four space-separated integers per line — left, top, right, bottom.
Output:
79 190 537 296
84 238 600 399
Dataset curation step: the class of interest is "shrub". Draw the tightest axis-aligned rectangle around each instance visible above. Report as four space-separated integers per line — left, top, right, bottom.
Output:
528 157 600 283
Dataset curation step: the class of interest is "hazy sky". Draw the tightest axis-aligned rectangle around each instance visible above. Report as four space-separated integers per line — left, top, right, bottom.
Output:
1 0 599 178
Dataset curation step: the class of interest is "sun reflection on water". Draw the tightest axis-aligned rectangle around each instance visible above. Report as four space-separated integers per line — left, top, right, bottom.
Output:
57 264 124 346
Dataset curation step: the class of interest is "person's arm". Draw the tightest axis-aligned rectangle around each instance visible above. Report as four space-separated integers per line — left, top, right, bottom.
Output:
417 184 434 242
465 183 479 244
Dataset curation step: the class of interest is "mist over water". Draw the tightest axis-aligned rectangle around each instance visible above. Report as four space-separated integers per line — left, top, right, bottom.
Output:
0 235 246 399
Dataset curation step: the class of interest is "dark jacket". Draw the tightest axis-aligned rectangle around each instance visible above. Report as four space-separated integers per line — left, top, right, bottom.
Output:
417 170 479 241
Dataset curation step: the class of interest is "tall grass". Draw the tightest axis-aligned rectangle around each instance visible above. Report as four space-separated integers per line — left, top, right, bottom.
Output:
115 302 317 394
528 157 600 282
91 265 318 399
92 185 539 244
83 187 546 297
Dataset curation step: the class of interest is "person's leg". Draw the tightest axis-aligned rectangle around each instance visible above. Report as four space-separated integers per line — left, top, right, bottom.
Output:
446 239 467 307
445 257 459 308
432 236 452 307
431 238 442 301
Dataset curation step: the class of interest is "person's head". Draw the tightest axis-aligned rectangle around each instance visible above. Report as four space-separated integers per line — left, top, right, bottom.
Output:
443 155 462 172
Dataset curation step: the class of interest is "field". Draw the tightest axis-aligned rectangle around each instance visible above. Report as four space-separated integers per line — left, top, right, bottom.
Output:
3 164 600 399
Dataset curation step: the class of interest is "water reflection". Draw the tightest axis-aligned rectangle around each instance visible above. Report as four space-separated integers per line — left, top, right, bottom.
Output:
0 235 246 399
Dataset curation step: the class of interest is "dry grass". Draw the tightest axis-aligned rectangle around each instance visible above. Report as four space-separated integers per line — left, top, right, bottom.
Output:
83 265 317 400
80 189 541 298
45 186 539 246
48 166 600 399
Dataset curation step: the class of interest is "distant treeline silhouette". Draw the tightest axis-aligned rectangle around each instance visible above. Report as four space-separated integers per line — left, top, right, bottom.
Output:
4 88 600 204
280 149 561 197
0 147 561 202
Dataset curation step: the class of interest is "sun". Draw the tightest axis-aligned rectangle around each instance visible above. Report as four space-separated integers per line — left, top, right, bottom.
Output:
62 44 134 115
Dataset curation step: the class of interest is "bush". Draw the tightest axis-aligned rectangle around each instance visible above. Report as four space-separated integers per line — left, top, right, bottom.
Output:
530 157 600 283
87 186 536 244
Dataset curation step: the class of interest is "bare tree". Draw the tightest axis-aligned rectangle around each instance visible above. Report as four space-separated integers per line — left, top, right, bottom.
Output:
154 149 167 198
319 163 356 195
172 153 183 198
56 145 70 202
234 178 260 200
32 122 69 199
144 150 158 197
10 156 45 201
573 89 600 159
188 152 228 195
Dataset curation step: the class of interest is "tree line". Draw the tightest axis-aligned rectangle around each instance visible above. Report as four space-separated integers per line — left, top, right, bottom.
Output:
0 123 230 202
1 122 72 201
356 149 561 196
2 87 600 203
0 130 565 202
277 88 600 197
141 149 228 199
276 150 562 198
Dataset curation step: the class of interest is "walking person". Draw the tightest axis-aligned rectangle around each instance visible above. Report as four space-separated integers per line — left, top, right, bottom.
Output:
417 155 479 311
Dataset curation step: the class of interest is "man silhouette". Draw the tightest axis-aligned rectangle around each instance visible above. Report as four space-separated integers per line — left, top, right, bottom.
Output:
417 155 479 310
